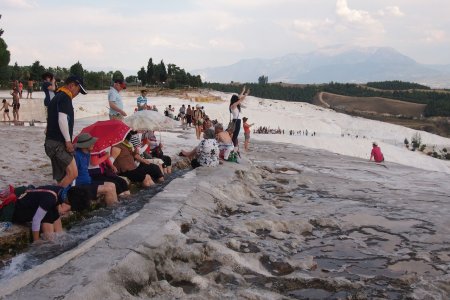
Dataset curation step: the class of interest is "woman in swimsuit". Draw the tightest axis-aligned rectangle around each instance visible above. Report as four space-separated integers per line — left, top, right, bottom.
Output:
0 99 12 121
11 89 20 121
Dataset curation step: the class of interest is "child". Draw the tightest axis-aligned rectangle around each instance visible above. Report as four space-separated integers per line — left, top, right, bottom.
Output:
0 99 12 121
242 117 254 152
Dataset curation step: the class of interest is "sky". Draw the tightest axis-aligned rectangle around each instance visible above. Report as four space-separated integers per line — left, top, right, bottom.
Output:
1 0 449 75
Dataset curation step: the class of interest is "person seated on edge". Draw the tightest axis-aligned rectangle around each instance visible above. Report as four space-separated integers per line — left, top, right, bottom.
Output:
12 185 91 242
214 123 234 160
141 130 172 174
74 133 119 206
370 142 384 163
110 131 164 187
180 128 219 169
129 131 164 175
136 89 148 111
89 149 130 197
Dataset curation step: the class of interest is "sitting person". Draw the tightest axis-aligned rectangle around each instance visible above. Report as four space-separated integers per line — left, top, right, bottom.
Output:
12 185 91 241
129 131 164 174
180 128 219 168
74 133 119 206
214 123 234 160
110 131 164 187
89 150 130 197
141 130 172 174
370 142 384 163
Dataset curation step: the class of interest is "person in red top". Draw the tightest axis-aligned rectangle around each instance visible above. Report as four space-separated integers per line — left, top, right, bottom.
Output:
242 117 254 152
370 142 384 163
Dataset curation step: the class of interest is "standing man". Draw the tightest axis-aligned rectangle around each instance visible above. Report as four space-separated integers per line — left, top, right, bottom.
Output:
44 75 87 191
42 72 56 107
108 78 127 120
26 78 35 99
186 104 193 128
18 81 23 98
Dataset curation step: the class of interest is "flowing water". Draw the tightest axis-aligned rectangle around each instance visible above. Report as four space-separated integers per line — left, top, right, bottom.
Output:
0 170 188 281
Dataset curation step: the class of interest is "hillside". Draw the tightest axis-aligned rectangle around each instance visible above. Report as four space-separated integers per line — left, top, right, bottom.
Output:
314 92 426 118
313 92 450 137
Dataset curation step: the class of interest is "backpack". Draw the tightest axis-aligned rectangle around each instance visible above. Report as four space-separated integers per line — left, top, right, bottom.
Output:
0 185 17 222
227 151 239 163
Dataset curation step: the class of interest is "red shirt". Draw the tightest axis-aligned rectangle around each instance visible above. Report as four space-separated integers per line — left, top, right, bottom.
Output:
243 122 250 134
371 146 384 162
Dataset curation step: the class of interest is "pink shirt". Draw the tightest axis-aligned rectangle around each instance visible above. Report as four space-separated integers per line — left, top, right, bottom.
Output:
371 146 384 162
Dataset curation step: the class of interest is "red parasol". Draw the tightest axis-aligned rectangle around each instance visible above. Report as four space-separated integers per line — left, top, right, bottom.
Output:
73 120 131 154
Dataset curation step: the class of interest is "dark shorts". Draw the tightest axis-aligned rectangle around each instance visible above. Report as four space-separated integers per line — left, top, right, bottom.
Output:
13 103 20 111
78 183 100 200
44 139 74 182
161 155 172 168
27 88 33 93
4 109 9 113
91 174 129 195
120 163 163 183
186 115 192 124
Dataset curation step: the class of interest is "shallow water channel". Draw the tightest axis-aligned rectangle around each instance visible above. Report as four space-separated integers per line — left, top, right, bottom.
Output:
0 170 188 281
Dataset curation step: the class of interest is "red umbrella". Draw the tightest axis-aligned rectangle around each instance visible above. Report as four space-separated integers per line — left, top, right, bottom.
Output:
73 120 131 154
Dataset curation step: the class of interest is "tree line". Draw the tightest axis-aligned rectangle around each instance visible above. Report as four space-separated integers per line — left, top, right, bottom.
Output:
366 80 430 90
204 81 450 117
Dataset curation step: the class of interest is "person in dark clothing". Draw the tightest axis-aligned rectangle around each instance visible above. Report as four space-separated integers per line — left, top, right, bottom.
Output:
13 185 91 241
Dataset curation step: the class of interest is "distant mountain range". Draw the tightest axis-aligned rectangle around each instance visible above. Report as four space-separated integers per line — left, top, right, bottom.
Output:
193 46 450 88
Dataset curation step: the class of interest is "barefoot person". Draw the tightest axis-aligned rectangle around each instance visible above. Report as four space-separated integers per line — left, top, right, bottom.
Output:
229 86 250 152
242 117 254 152
42 72 56 107
12 185 91 241
0 99 12 121
370 142 384 163
26 78 34 99
11 88 20 122
44 75 87 194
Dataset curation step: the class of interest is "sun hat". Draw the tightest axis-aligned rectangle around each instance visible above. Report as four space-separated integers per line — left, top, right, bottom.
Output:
195 104 201 108
373 141 378 146
75 133 98 148
65 75 87 95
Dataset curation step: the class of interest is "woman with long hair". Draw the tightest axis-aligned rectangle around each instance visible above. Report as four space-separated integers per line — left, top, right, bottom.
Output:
229 86 250 151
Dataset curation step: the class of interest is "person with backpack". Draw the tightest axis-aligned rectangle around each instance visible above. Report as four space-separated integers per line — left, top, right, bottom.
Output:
12 185 91 241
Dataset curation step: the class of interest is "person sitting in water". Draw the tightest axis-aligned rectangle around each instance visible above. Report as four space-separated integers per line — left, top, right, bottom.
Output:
214 123 234 160
12 185 91 241
110 131 164 187
74 133 119 206
370 142 384 163
141 130 172 174
136 89 148 111
180 128 219 168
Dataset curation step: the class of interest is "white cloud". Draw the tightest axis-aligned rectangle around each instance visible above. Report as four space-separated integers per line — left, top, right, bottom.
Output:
209 38 245 51
335 0 376 25
385 6 404 17
73 41 104 55
423 30 446 43
0 0 36 9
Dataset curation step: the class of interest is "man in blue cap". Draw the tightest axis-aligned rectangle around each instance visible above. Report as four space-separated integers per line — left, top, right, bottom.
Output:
44 75 87 195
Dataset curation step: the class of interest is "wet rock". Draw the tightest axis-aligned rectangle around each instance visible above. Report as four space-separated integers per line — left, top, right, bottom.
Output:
260 255 294 276
0 225 30 259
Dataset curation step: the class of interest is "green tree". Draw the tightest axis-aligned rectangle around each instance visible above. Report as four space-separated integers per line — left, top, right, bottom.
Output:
138 67 147 86
29 61 46 80
112 70 124 81
0 37 11 81
146 58 154 84
125 75 137 84
69 61 84 78
158 60 167 83
258 75 268 85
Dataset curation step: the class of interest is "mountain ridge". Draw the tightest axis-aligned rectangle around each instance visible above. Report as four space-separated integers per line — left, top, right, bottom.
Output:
193 46 450 88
